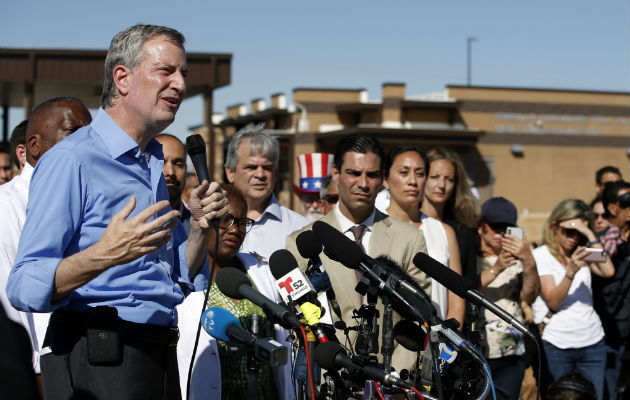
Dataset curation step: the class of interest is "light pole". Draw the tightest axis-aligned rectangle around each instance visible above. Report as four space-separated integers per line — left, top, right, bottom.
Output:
467 37 478 86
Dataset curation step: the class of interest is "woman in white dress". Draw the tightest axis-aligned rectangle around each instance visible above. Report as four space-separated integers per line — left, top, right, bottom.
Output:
382 145 465 325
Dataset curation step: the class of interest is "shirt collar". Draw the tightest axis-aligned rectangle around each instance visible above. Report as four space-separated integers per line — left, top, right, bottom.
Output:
91 108 163 160
334 202 376 234
22 162 34 181
258 193 283 221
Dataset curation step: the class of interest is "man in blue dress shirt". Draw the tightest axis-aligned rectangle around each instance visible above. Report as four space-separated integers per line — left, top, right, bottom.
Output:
6 24 228 400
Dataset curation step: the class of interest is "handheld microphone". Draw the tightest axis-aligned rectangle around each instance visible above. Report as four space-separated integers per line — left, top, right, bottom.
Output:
314 342 411 389
215 267 301 330
185 134 211 184
412 252 536 341
201 307 288 367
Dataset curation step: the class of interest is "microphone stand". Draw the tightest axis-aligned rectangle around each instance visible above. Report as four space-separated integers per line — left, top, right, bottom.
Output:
381 293 394 374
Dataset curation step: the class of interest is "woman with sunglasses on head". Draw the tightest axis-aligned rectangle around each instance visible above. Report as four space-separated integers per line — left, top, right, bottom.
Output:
176 184 294 400
382 145 465 325
532 198 614 400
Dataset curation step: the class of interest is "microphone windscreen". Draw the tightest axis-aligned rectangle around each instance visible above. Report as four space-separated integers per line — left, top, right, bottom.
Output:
201 307 241 342
412 252 473 297
296 230 323 260
215 267 251 299
313 341 345 370
269 249 300 280
185 134 206 157
393 320 426 352
312 221 363 269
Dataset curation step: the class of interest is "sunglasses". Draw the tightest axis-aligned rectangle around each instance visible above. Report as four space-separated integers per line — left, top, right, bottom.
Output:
559 227 582 238
593 212 605 218
218 213 254 234
323 194 339 204
487 222 511 233
618 192 630 209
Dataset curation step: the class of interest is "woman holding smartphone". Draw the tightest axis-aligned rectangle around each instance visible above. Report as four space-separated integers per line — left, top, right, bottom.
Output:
476 197 539 400
532 198 614 400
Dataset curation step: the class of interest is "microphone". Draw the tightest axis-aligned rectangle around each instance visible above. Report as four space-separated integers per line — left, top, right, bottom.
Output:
201 307 288 367
412 252 536 341
269 249 317 305
185 134 211 184
311 221 435 323
269 249 329 343
314 342 411 389
296 230 323 270
215 267 301 330
296 230 343 321
393 320 426 352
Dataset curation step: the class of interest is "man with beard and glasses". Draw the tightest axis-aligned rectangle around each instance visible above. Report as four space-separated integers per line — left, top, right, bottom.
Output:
293 153 334 222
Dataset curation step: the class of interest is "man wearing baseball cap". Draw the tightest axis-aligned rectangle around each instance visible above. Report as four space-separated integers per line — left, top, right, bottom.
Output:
476 197 540 400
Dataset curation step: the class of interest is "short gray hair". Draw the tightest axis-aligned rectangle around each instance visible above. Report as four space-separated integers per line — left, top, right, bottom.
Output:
101 24 185 108
224 123 279 170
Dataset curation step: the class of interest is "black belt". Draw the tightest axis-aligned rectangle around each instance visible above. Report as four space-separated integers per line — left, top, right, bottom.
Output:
49 308 179 347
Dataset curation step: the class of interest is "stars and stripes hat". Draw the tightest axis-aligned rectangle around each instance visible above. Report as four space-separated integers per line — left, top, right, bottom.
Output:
292 153 334 195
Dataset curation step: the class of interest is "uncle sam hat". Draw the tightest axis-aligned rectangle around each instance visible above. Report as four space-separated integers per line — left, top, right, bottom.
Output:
292 153 334 195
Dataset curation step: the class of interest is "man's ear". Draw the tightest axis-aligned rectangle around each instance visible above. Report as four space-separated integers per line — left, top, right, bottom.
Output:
382 176 390 190
225 166 235 183
27 134 40 160
15 144 26 167
332 165 339 184
112 65 132 98
607 202 618 218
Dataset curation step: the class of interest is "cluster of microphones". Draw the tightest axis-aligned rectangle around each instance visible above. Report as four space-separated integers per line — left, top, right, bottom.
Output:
198 219 537 398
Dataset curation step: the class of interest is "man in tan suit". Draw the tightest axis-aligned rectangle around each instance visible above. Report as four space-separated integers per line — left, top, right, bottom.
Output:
286 133 431 373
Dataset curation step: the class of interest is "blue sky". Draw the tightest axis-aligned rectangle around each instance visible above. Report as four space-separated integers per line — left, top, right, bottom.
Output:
2 1 628 143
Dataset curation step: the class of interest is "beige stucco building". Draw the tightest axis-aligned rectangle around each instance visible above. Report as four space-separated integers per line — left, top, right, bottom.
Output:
210 83 629 242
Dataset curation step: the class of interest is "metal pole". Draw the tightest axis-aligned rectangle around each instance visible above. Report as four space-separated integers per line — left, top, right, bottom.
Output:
467 37 478 86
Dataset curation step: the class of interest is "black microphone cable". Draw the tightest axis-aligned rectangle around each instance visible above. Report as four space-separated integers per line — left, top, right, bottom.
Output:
184 134 222 400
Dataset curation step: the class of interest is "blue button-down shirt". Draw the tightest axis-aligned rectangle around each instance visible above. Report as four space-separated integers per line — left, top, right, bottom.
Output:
7 108 208 326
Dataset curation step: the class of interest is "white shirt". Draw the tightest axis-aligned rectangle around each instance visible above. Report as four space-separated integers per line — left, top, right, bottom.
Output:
241 194 309 263
532 245 604 349
419 214 450 319
176 252 295 400
377 202 450 318
0 162 50 373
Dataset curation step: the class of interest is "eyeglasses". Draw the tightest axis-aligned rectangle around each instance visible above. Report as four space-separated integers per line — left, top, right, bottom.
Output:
559 227 581 238
593 212 605 219
323 194 339 204
218 213 254 234
618 192 630 209
487 222 511 233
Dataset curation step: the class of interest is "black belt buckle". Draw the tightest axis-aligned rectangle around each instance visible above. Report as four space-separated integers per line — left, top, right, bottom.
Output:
86 307 122 366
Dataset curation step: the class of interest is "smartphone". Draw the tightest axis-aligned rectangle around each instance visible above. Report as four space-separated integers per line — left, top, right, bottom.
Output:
582 247 607 263
506 226 523 240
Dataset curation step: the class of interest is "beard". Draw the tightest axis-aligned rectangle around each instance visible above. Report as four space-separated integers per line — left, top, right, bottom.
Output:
304 205 324 222
166 182 183 206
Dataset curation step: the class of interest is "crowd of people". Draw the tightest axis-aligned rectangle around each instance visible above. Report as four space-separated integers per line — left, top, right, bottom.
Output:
0 23 628 400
